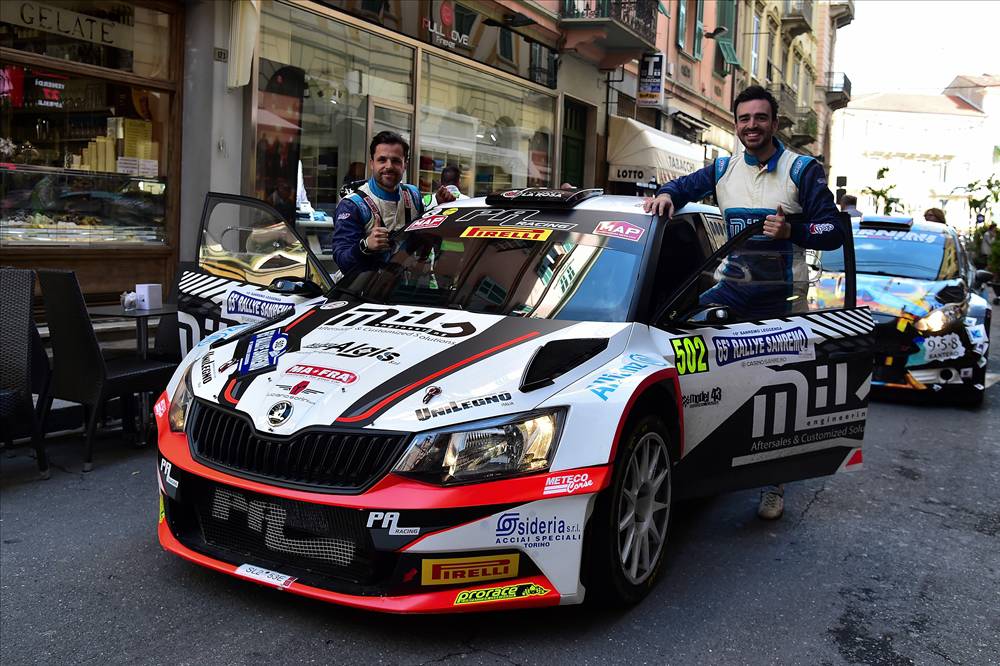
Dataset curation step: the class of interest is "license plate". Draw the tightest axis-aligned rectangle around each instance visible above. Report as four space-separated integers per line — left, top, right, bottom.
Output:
234 563 296 589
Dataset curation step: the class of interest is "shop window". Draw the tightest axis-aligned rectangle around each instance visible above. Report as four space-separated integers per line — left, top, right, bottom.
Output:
751 14 761 79
0 64 170 246
419 53 555 196
257 3 413 223
677 0 687 50
0 2 172 80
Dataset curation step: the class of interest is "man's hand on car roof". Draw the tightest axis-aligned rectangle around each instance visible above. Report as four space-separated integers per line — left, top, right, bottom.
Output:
643 193 674 218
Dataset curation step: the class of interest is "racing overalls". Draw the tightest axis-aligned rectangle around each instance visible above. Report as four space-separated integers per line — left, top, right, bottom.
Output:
657 138 843 319
331 176 424 275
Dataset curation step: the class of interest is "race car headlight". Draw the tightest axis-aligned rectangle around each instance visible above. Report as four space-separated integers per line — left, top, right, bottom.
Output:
393 410 564 485
914 304 962 333
168 365 194 432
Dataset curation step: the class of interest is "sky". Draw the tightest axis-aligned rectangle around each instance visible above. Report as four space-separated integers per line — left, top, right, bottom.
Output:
834 0 1000 96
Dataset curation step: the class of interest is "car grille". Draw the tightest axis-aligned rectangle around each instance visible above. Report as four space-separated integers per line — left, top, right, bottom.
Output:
187 401 408 493
873 322 919 357
178 474 376 584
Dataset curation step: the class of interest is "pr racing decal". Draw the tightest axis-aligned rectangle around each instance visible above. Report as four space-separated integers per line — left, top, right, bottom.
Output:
712 326 813 367
588 353 668 400
594 220 644 242
421 554 519 586
366 511 420 536
460 226 552 242
286 364 359 383
494 512 582 549
453 582 550 606
670 335 709 375
415 391 514 421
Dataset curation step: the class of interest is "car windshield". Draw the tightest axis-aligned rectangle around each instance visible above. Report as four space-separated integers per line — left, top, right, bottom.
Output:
335 208 648 322
819 226 957 281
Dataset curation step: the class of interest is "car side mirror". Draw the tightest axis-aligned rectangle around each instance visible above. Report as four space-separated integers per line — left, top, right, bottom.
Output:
268 277 323 297
974 269 994 289
686 305 731 325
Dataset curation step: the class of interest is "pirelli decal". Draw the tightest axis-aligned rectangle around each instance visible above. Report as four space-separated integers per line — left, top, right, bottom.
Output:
460 226 552 241
421 554 520 586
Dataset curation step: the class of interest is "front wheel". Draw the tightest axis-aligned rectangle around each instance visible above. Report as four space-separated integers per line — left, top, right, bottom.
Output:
585 414 674 606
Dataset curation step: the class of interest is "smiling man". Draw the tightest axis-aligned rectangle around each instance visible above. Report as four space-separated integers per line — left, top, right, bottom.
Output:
331 131 456 275
644 85 844 521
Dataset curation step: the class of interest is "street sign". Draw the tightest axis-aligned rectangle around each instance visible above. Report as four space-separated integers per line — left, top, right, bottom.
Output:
638 53 664 108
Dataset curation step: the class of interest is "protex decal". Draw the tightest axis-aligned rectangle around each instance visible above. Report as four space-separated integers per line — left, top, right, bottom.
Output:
495 512 582 549
366 511 420 536
321 306 477 340
542 472 595 496
683 386 722 408
239 329 288 373
286 365 358 383
669 335 709 375
453 582 550 606
415 392 514 421
712 326 812 367
460 226 552 242
587 353 667 401
421 554 519 586
594 220 644 242
455 208 576 230
223 287 294 323
301 341 400 363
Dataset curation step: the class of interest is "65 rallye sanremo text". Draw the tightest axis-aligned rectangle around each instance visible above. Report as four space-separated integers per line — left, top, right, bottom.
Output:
157 188 874 612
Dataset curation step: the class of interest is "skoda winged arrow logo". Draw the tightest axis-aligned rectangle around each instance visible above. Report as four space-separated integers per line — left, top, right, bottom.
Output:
266 401 293 426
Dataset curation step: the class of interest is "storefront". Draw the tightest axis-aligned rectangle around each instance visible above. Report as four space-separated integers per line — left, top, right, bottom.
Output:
1 0 184 299
250 0 560 225
605 115 705 196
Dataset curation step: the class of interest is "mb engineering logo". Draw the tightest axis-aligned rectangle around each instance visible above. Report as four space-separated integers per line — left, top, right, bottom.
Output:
713 327 809 366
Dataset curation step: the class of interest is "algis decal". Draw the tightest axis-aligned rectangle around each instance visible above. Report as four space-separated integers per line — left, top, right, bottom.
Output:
542 472 594 496
366 511 420 536
415 391 513 421
495 512 582 549
286 364 358 384
302 341 400 363
683 386 722 408
460 225 552 242
587 353 667 401
670 335 709 375
421 554 520 586
453 582 550 606
322 306 476 339
713 327 810 367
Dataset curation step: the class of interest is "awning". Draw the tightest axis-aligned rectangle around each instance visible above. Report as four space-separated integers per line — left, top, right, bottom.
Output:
606 115 705 185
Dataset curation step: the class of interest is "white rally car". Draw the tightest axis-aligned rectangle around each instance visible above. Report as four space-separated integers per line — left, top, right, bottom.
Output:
156 189 874 612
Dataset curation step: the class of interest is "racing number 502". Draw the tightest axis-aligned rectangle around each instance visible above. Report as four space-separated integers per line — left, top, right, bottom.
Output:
670 335 709 376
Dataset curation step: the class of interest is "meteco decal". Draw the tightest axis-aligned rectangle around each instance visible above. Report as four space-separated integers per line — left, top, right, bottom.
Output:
421 554 520 586
226 291 294 320
301 341 400 362
286 364 358 383
542 472 594 496
495 512 581 549
415 392 513 421
453 582 550 606
321 306 476 339
713 327 810 366
460 226 552 242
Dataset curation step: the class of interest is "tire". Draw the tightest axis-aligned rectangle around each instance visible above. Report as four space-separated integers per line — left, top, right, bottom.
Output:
585 414 674 606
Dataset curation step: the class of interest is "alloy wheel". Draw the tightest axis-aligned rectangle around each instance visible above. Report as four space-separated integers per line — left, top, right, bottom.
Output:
616 431 671 585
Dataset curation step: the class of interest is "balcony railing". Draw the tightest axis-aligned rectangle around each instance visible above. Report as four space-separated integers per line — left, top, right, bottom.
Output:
768 82 798 127
781 0 814 38
560 0 659 50
825 72 852 111
789 107 818 147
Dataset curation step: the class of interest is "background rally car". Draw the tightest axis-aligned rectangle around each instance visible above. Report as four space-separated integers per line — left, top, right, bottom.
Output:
810 215 992 405
157 189 874 612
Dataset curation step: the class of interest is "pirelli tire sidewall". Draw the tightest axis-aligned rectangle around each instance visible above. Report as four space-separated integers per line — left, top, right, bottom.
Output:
584 413 673 606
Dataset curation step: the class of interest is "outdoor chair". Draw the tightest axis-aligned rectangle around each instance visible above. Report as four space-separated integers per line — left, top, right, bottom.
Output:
0 267 50 478
149 279 181 363
37 270 177 471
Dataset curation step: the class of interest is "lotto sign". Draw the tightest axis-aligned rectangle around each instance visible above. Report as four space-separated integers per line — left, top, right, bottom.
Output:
460 226 552 241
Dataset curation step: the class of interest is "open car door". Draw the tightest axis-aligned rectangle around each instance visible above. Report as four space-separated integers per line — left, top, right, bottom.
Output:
176 193 332 356
650 213 874 498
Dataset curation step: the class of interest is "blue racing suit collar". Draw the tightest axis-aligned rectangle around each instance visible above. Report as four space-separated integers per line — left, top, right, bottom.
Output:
742 138 785 172
367 176 400 201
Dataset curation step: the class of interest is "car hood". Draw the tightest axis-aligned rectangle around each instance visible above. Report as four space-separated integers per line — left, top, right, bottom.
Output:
814 272 965 320
189 300 631 435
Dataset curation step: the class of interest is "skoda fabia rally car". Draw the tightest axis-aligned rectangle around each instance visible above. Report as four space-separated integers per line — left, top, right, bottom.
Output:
810 215 992 405
157 189 874 612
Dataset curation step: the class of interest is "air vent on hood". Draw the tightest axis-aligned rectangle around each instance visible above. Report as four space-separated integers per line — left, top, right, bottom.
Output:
520 338 609 392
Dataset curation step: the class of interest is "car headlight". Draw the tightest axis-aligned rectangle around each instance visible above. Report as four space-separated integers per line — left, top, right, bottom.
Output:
168 365 194 432
914 303 963 333
393 410 564 485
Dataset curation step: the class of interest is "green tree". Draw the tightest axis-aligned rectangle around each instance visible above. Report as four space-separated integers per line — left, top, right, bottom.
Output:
862 166 902 215
963 174 1000 225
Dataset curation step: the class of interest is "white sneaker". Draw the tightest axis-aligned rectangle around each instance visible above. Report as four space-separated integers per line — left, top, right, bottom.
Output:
757 486 784 520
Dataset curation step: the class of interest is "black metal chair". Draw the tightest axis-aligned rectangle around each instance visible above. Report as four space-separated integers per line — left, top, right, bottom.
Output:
149 279 181 363
0 267 50 478
37 270 177 471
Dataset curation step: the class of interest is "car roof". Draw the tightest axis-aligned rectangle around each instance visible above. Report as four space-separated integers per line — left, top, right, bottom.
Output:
440 195 721 225
855 216 955 237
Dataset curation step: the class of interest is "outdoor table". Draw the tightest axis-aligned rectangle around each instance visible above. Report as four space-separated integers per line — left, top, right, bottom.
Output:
86 304 178 445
